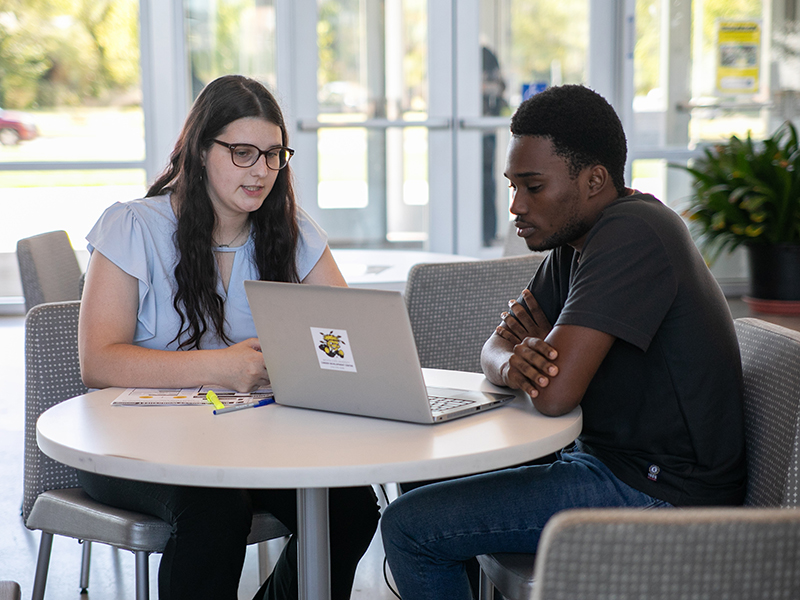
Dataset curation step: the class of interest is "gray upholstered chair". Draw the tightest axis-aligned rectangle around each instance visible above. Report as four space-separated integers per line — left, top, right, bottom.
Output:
23 301 290 600
527 507 800 600
502 220 530 257
0 582 21 600
404 254 546 373
477 317 800 599
16 230 83 313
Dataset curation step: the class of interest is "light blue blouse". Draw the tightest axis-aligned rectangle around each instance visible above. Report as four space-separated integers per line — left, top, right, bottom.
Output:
86 194 328 350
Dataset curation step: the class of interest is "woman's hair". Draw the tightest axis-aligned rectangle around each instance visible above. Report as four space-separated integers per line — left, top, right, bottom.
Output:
510 84 628 197
147 74 300 350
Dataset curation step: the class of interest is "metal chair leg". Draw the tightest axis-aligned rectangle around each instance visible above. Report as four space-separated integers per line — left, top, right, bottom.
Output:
479 567 495 600
134 551 150 600
79 540 91 593
32 531 54 600
258 540 269 584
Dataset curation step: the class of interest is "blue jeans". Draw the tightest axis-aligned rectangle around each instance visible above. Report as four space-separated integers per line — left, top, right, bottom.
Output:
381 448 671 600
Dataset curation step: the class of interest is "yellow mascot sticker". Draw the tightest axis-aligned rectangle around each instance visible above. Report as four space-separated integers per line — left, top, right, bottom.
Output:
311 327 357 372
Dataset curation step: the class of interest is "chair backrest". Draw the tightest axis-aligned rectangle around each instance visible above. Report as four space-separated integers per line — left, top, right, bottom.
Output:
502 220 540 257
0 581 21 600
23 300 88 523
404 254 544 372
735 318 800 507
531 507 800 600
16 230 82 313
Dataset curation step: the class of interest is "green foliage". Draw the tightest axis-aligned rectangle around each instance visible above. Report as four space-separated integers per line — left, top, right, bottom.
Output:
670 121 800 264
510 0 586 85
0 0 139 109
208 0 249 79
317 1 343 88
634 0 659 96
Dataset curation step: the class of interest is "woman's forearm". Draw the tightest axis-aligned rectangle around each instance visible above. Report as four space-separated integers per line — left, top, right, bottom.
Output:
80 339 269 392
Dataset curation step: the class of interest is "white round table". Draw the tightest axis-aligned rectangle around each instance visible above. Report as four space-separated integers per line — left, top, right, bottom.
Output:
331 249 476 292
37 368 582 600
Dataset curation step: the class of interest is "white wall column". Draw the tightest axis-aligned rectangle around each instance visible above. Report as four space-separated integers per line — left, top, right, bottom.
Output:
140 0 189 183
275 0 320 219
453 0 482 256
427 0 457 253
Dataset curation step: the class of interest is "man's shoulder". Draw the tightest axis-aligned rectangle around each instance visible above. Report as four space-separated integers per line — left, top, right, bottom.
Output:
595 192 687 243
605 192 672 220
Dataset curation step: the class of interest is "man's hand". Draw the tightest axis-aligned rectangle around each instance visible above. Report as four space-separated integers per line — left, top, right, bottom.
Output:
484 288 558 397
496 289 553 345
484 285 617 416
502 337 559 399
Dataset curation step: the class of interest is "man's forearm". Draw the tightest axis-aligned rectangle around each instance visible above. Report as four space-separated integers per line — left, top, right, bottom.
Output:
480 332 515 388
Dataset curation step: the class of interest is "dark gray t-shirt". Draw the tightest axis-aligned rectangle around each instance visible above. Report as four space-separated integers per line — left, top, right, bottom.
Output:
526 193 746 506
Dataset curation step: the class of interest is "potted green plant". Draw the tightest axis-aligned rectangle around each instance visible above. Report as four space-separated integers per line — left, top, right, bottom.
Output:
671 120 800 306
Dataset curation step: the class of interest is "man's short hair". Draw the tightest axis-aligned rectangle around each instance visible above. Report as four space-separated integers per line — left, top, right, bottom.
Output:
510 85 627 196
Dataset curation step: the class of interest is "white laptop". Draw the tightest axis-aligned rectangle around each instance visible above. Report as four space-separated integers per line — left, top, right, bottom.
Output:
244 280 515 424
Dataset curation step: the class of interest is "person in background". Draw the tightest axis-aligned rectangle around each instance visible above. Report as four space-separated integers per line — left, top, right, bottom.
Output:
482 45 508 246
380 84 746 600
78 74 379 600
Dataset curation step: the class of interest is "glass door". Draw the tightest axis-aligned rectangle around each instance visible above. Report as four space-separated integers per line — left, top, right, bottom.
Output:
279 0 447 250
457 0 590 256
277 0 594 257
628 0 797 293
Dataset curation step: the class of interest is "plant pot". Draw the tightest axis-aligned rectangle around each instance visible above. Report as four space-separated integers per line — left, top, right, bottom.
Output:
744 243 800 314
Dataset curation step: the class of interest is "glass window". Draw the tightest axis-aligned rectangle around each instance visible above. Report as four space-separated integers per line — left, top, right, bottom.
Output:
185 0 277 98
0 170 146 252
629 0 795 290
0 1 142 300
496 0 588 108
629 0 800 207
631 159 666 200
631 0 663 147
0 1 142 164
0 169 146 296
315 0 429 248
689 0 765 144
480 0 589 246
632 0 775 151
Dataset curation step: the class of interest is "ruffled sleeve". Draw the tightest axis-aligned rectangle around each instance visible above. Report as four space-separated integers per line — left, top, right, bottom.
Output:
86 197 178 347
295 206 329 280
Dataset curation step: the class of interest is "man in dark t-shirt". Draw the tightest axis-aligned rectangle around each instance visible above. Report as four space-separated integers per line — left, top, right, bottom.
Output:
528 193 745 506
381 85 746 600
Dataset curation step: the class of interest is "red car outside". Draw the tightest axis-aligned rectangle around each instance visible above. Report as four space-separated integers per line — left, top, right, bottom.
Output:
0 108 38 145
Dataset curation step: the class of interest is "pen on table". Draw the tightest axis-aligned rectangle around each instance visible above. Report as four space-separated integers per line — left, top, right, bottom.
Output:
213 398 275 415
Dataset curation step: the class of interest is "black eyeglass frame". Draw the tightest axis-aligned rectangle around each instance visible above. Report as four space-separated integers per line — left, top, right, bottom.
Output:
211 139 295 170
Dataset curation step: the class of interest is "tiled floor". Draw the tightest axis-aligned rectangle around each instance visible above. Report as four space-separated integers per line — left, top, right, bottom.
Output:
2 302 799 598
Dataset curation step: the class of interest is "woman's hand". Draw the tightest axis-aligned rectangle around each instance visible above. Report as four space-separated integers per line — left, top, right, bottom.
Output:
495 289 552 345
216 338 270 393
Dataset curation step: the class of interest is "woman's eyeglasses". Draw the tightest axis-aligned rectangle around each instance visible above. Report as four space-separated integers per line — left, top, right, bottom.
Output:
212 140 295 170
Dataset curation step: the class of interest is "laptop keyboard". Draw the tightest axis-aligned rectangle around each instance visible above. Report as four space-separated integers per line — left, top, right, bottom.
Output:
428 395 476 413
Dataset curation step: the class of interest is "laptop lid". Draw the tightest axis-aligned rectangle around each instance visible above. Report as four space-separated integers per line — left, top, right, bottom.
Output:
244 280 513 424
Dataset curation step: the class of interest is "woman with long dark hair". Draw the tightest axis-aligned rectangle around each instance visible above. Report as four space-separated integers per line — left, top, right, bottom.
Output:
77 75 379 600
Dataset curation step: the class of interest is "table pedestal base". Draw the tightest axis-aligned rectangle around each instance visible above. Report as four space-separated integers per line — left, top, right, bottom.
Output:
298 488 330 600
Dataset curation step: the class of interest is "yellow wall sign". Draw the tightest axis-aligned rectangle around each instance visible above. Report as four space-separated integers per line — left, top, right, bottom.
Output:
716 20 761 95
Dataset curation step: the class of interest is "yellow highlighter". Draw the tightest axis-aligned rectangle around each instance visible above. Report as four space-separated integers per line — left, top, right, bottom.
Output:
206 390 226 410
